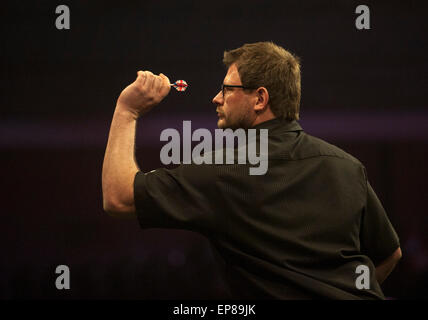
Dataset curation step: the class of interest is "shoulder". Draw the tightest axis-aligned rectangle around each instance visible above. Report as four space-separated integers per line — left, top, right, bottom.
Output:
296 132 364 166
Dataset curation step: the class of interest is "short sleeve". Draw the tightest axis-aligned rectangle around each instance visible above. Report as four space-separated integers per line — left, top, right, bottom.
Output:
134 164 221 233
360 181 400 265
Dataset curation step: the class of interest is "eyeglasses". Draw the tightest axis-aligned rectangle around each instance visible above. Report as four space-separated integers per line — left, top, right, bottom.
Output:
221 84 256 98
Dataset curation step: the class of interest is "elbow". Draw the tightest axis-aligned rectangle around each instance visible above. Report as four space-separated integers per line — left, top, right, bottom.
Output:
102 177 136 217
102 197 119 216
103 195 135 218
102 170 138 218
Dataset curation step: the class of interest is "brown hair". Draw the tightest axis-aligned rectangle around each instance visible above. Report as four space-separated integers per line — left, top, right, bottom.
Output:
223 42 301 120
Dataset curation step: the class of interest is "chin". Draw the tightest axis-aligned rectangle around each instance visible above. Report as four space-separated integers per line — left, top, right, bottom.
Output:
217 117 241 130
217 119 227 129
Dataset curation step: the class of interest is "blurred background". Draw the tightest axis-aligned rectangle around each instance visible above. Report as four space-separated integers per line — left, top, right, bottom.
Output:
1 0 427 299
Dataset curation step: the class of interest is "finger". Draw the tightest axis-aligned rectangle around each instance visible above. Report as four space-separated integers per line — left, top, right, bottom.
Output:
159 73 171 96
159 73 170 87
153 76 162 93
149 72 157 90
144 71 155 90
136 71 147 86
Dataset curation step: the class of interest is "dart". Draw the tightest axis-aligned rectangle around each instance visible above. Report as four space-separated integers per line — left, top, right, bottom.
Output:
171 80 188 92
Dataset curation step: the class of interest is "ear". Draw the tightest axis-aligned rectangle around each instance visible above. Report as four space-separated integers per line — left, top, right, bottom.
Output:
253 87 269 113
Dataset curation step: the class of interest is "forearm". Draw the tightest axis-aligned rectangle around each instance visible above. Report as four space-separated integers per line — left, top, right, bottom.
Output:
102 105 140 215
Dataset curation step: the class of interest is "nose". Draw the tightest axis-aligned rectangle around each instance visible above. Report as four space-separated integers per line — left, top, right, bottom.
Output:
212 90 223 106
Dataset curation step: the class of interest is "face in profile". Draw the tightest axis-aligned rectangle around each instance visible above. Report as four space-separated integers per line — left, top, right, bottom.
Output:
212 64 257 130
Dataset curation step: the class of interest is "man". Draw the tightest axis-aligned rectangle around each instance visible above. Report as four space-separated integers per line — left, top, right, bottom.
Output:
102 42 401 299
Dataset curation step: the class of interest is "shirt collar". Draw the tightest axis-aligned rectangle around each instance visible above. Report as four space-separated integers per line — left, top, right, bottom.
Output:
251 117 303 133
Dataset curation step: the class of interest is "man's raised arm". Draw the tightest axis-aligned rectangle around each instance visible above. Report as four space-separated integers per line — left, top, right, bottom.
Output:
102 71 171 217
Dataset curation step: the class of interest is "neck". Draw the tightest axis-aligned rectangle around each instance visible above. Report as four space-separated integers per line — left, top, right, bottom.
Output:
250 108 276 127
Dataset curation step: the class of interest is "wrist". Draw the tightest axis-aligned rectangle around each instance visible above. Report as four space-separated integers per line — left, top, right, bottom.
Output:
114 104 140 121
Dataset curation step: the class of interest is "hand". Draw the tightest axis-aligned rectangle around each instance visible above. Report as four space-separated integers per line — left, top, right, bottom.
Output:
116 71 171 118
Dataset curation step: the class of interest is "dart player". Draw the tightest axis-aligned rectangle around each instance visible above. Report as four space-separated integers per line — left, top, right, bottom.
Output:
102 41 401 299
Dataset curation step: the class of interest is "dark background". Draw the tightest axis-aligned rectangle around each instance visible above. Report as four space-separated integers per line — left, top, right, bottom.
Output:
1 0 427 299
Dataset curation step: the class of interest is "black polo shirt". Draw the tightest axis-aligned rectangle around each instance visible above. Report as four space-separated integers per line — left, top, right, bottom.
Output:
134 118 400 299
